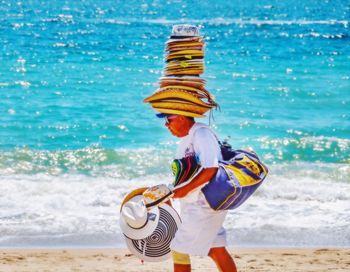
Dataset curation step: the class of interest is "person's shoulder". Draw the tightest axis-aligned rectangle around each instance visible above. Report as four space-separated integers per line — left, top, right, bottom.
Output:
192 123 217 139
191 122 208 134
192 122 209 131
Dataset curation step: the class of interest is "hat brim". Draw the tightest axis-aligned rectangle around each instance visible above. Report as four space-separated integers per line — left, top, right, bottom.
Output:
120 187 148 211
144 89 212 107
164 70 204 76
156 113 169 118
152 107 205 118
160 81 205 90
166 36 203 44
160 76 205 82
120 195 160 240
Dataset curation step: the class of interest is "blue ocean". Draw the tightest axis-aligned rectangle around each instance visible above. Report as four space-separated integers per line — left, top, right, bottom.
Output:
0 0 349 247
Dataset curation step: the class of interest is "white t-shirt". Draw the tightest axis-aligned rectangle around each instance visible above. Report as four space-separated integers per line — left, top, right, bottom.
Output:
176 122 222 166
175 122 222 202
170 122 228 255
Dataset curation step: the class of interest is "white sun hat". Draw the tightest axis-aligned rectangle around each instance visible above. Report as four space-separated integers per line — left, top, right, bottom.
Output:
166 24 201 43
120 187 181 262
123 203 181 262
171 24 200 37
120 195 160 240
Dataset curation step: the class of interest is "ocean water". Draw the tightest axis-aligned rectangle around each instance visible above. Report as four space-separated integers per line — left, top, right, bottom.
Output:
0 0 349 248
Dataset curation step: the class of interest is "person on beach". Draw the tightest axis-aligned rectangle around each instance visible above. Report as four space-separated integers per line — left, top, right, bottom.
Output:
161 113 237 272
143 24 237 271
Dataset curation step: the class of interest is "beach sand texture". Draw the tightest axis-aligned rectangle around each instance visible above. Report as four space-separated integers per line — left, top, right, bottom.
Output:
0 248 349 271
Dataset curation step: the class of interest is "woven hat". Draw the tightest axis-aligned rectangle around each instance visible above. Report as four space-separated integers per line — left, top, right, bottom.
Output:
120 187 181 262
123 203 181 262
120 195 160 240
143 184 174 208
167 24 200 41
159 76 206 89
151 107 205 118
144 88 213 107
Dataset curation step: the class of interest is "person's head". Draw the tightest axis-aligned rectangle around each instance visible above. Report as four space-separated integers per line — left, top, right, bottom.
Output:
163 114 195 138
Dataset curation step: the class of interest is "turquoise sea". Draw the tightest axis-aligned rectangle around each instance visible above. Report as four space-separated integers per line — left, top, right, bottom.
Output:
0 0 349 247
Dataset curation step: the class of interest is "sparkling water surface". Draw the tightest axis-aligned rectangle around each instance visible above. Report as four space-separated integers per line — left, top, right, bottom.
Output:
0 0 349 247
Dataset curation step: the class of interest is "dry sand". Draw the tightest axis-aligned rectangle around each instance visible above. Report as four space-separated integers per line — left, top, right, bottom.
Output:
0 248 349 271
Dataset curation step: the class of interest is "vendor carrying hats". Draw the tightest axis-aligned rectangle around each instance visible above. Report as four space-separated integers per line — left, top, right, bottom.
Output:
144 25 237 272
159 114 237 272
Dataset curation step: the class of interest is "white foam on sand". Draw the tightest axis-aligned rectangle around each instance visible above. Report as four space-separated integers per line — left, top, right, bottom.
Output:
0 163 349 247
224 170 350 247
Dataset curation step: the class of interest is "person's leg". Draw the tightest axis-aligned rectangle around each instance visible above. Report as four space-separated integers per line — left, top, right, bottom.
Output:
172 250 191 272
208 247 237 272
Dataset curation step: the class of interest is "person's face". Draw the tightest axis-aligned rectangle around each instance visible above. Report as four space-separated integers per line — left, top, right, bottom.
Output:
165 115 188 137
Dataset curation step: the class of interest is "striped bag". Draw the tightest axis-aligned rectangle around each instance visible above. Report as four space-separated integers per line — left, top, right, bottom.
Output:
201 149 268 210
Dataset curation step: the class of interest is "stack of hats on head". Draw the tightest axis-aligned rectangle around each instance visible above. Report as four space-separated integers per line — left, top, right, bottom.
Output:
144 24 218 118
165 25 204 76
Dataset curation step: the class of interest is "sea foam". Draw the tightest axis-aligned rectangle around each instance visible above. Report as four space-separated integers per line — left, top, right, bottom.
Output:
0 162 349 247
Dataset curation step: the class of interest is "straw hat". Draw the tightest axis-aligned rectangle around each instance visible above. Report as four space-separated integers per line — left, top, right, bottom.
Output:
151 102 210 115
159 76 206 89
120 195 160 240
144 88 212 107
167 25 200 42
151 107 205 118
123 203 181 262
120 187 181 262
143 184 174 208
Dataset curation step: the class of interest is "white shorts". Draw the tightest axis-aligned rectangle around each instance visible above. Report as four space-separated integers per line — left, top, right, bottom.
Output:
170 191 228 256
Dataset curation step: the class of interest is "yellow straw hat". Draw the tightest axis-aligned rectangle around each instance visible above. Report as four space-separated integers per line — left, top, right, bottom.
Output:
151 101 211 117
164 69 204 76
159 80 205 90
151 107 205 118
150 101 211 113
144 89 213 107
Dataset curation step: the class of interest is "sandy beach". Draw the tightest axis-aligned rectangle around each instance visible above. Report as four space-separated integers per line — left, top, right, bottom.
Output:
0 248 349 271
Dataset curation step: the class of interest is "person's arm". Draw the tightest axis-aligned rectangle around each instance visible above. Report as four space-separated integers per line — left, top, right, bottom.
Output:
172 167 218 199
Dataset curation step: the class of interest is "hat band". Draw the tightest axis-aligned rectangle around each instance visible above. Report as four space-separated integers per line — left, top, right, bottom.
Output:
145 191 173 208
127 217 149 230
170 35 197 39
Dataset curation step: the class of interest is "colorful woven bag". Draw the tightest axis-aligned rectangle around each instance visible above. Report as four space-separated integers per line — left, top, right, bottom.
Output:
201 149 268 210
